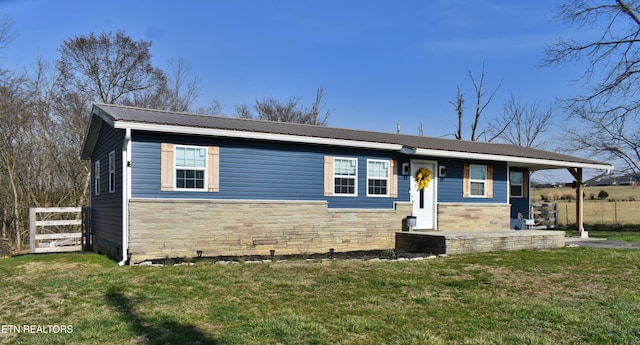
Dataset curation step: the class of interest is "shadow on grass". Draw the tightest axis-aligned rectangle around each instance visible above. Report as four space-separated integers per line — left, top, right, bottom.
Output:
105 287 219 345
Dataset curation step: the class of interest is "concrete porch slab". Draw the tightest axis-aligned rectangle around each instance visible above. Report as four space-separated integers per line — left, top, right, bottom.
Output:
396 230 565 255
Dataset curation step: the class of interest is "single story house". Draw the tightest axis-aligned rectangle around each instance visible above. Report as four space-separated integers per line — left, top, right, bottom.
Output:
80 104 613 264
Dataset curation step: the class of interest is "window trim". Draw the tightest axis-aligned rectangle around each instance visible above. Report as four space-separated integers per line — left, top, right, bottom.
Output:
366 159 390 197
333 157 358 197
109 151 116 193
94 160 101 196
174 145 208 192
510 171 524 198
469 164 487 197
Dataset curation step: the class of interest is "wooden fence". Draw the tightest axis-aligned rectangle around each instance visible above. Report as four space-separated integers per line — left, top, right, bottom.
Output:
29 207 87 254
555 201 640 225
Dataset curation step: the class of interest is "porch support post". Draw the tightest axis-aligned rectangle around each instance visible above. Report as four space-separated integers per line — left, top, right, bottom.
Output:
567 167 587 238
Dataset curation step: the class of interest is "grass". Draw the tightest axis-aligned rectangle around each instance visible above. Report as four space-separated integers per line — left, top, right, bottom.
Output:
579 224 640 242
1 250 640 344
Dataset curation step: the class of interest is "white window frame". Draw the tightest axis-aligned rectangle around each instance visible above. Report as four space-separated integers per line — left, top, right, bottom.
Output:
333 157 358 196
366 159 390 197
469 164 487 197
510 171 524 198
109 151 116 193
94 160 101 196
174 145 208 191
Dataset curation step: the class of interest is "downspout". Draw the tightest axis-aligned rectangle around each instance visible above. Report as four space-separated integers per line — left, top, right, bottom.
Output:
119 128 132 266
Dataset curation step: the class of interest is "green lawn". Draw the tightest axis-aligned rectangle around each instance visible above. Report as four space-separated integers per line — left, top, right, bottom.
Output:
1 250 640 344
584 224 640 242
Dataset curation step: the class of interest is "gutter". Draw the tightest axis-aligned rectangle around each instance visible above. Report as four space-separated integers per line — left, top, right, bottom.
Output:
118 128 132 266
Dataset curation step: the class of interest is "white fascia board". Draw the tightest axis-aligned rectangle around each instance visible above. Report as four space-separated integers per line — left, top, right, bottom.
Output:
414 148 613 171
92 107 116 127
113 121 403 151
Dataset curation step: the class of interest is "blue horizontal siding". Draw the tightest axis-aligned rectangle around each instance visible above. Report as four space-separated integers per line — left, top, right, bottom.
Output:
220 147 324 199
90 123 124 249
130 133 411 209
437 159 508 203
129 132 513 209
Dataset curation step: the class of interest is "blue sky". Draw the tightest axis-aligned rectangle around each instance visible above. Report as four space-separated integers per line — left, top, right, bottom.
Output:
0 0 579 136
0 0 597 180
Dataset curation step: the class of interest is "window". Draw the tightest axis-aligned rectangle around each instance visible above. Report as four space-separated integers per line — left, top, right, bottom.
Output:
324 156 397 198
94 160 101 195
161 143 219 192
510 171 523 197
367 159 389 196
109 151 116 193
333 157 357 195
469 164 487 197
175 145 207 190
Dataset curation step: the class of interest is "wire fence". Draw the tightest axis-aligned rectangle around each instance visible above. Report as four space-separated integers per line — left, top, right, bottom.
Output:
556 202 640 225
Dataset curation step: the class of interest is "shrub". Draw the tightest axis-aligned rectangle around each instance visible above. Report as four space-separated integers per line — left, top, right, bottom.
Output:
598 190 609 200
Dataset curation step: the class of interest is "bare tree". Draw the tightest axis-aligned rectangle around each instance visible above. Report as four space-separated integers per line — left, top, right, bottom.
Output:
57 30 165 104
307 87 332 126
0 58 92 250
131 57 201 112
451 87 464 139
0 17 28 249
0 27 207 251
544 0 640 178
448 64 502 141
236 87 332 125
194 99 224 115
0 14 15 51
488 93 554 148
0 15 15 82
0 74 30 250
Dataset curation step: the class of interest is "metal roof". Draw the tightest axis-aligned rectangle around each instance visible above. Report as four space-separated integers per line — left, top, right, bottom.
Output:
81 103 613 171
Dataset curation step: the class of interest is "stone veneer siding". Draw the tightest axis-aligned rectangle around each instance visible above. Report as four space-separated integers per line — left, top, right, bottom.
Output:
127 199 411 263
437 203 511 230
396 230 565 255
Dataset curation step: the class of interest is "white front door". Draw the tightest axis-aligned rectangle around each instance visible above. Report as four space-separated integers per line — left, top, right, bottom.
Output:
410 160 437 229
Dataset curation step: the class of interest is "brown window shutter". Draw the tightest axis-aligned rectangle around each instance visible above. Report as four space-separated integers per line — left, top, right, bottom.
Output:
487 165 494 198
389 160 398 198
324 156 333 196
160 143 174 191
523 170 529 198
208 146 220 192
463 164 470 197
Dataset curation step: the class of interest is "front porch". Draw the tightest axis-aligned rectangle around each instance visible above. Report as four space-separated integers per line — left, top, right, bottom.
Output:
396 230 565 255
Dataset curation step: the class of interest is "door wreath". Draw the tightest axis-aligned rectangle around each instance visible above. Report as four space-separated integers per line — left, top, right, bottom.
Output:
415 167 432 191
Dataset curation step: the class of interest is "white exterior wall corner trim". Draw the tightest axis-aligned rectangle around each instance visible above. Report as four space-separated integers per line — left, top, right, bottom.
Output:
119 128 132 266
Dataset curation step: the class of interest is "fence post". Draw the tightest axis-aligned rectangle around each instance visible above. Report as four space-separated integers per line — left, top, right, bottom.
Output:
29 208 36 253
82 207 91 251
